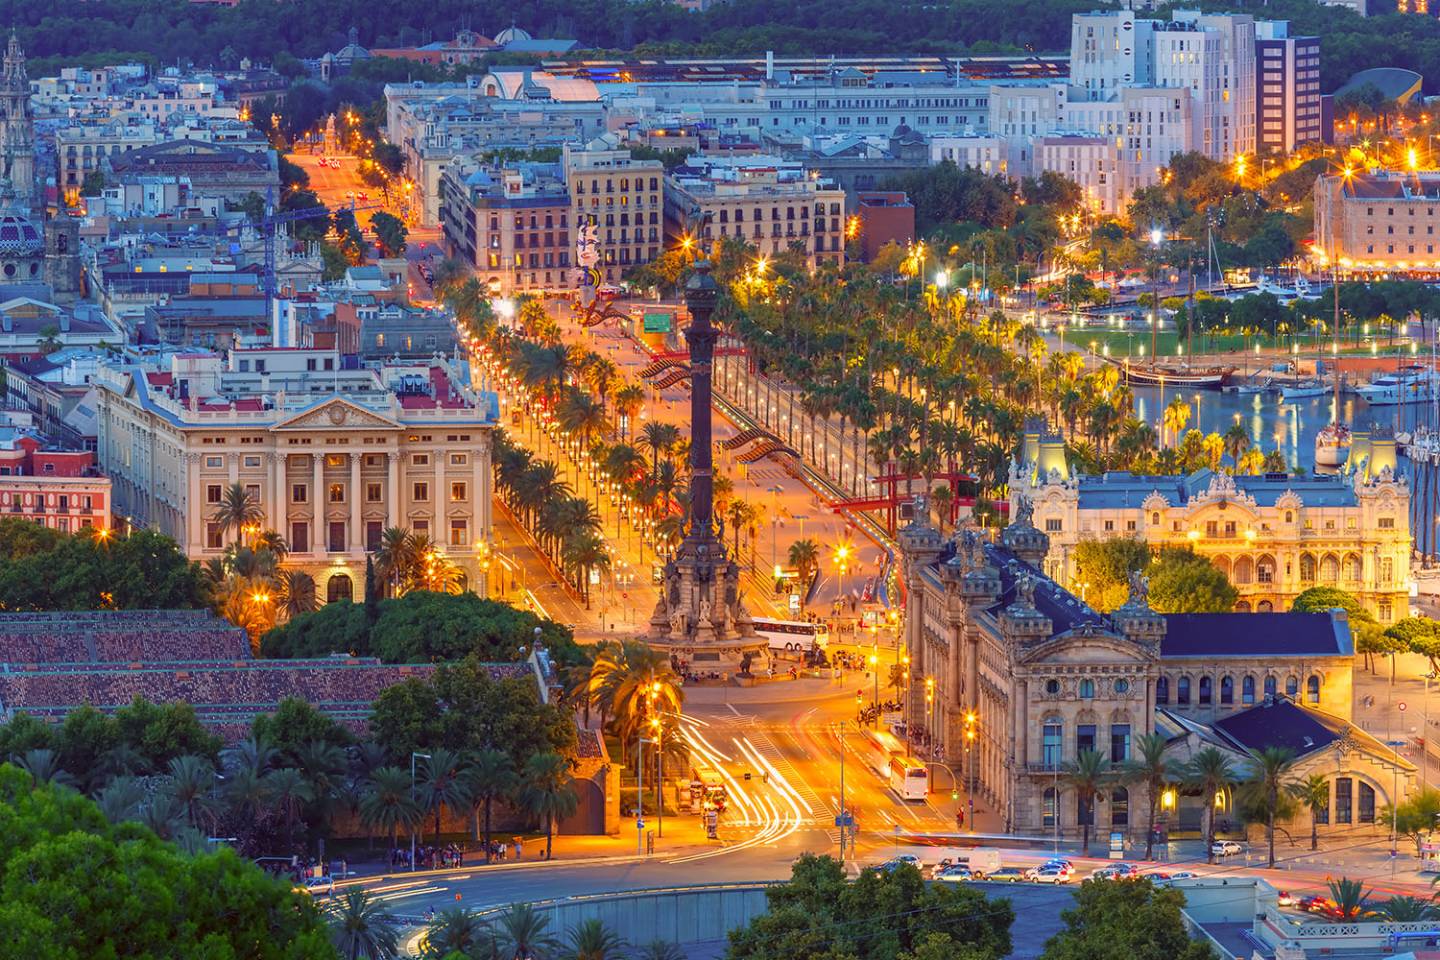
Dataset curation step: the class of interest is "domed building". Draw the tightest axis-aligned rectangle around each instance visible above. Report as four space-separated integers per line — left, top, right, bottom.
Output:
493 25 532 45
0 183 45 284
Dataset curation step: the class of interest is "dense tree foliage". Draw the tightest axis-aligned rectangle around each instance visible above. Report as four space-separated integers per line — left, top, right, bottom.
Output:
0 764 335 959
0 520 208 611
259 590 578 664
1040 877 1214 960
726 854 1013 960
369 657 576 769
1146 547 1238 614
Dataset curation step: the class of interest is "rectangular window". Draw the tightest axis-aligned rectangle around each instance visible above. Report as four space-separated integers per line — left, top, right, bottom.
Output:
328 521 346 553
1359 783 1375 823
450 518 468 547
291 483 307 504
329 483 345 503
290 521 309 553
1077 724 1096 755
205 456 222 468
413 519 429 536
206 484 222 504
1042 722 1062 768
1110 724 1130 763
1045 518 1062 532
365 520 383 552
367 482 382 502
450 453 467 466
413 482 429 502
205 522 224 549
412 454 429 466
1334 777 1352 824
451 481 467 502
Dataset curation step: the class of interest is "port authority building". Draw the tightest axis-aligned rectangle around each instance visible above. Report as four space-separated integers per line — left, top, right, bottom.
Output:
897 506 1416 845
1008 426 1412 623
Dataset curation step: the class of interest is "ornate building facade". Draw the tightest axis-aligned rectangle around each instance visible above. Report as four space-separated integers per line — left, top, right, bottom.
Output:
0 31 34 209
898 505 1415 844
1009 426 1411 621
94 347 496 602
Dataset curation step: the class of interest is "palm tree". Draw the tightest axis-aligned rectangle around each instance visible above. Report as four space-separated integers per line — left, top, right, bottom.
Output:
639 421 680 477
1327 877 1371 920
15 748 75 788
253 529 289 560
565 918 627 960
787 539 820 607
165 754 216 828
1185 747 1237 863
613 384 646 439
211 482 265 544
1123 732 1171 861
519 752 579 860
417 748 471 844
329 889 400 960
95 776 145 822
493 903 561 960
1064 749 1110 855
373 526 419 596
1222 422 1251 467
586 640 683 759
223 766 273 824
562 530 611 608
277 569 318 619
359 766 422 853
467 749 518 861
635 941 687 960
267 766 315 847
1288 772 1330 853
1162 395 1191 447
1244 746 1297 868
1380 895 1437 921
423 907 488 958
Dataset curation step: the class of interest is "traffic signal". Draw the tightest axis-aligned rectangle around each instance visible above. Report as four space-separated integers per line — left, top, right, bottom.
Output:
951 789 959 801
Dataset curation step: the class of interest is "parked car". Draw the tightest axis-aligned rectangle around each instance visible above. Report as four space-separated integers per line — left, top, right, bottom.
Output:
986 867 1027 883
1211 840 1243 857
1091 863 1140 879
935 866 975 883
1027 865 1073 884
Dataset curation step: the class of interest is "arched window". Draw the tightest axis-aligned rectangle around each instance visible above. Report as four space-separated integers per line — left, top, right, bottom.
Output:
1234 600 1252 612
1111 787 1130 827
327 573 353 603
1320 554 1339 585
1151 511 1160 526
1042 718 1063 768
1343 554 1362 583
1307 675 1321 704
1258 600 1274 613
1286 676 1299 698
1232 556 1253 584
1043 787 1058 828
1257 555 1276 584
1198 676 1213 705
1079 679 1095 699
1285 510 1293 523
1156 676 1169 705
1220 676 1234 704
1264 676 1277 698
1359 782 1376 823
1242 675 1256 705
1177 676 1191 705
1300 554 1316 583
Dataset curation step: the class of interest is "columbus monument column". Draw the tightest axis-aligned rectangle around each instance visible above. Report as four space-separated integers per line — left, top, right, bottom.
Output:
646 262 764 673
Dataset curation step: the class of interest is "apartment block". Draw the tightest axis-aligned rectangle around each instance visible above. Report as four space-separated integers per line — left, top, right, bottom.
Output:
564 143 664 285
439 158 573 296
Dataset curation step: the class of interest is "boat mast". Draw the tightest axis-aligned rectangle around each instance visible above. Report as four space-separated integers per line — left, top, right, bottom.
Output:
1331 238 1341 426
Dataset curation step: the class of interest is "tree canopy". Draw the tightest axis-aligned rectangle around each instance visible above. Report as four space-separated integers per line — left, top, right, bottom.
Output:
1147 547 1238 614
1070 538 1150 613
0 764 335 959
369 656 576 769
1040 877 1214 960
0 520 208 611
726 853 1013 960
259 590 579 665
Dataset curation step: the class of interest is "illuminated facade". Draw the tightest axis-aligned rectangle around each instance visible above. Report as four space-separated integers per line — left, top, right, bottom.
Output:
94 347 496 602
1314 170 1440 272
1009 426 1412 623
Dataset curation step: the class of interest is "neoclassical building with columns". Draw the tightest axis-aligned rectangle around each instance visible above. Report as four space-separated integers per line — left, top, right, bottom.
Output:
94 346 496 601
1009 425 1412 622
898 506 1414 845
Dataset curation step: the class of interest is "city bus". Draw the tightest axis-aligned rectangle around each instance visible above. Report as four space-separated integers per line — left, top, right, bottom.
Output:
862 727 928 799
752 617 829 655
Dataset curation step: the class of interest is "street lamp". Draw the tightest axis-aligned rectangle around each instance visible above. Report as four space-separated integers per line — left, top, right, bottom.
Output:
409 751 431 871
869 653 879 710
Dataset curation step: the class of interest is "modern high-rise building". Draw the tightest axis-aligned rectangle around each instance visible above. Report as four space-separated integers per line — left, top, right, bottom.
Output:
1255 21 1323 154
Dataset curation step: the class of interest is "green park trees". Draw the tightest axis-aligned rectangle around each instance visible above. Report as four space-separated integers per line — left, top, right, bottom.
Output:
1040 876 1213 960
726 854 1014 960
0 764 335 958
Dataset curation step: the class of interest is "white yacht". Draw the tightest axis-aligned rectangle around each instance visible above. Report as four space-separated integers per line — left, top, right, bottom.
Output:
1355 369 1440 405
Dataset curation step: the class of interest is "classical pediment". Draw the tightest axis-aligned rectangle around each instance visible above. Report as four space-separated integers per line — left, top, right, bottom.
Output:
272 397 401 431
1020 626 1156 666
